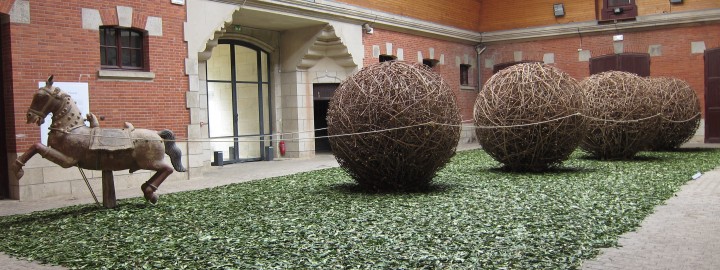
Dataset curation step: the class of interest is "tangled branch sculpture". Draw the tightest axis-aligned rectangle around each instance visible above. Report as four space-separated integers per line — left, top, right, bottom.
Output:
474 63 586 171
580 71 661 159
646 77 701 150
327 61 461 191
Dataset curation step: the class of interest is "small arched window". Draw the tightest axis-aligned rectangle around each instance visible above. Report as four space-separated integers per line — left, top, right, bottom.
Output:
100 26 146 70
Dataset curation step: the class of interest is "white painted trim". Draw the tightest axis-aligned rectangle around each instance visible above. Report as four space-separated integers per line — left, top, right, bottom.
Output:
460 85 476 91
97 70 155 81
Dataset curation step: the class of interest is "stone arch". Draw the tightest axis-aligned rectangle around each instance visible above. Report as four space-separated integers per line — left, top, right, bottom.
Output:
82 6 161 37
298 25 357 70
199 29 276 61
98 7 149 30
198 24 229 61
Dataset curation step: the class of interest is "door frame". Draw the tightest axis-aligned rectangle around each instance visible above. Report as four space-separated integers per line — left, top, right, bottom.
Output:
705 47 720 143
206 40 272 164
0 14 9 198
312 83 338 153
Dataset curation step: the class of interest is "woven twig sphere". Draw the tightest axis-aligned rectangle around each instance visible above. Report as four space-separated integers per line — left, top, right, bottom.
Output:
580 71 661 159
474 63 586 171
647 77 701 150
327 61 461 191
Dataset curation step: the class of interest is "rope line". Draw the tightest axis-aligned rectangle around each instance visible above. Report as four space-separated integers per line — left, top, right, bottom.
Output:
662 113 701 123
443 113 581 129
47 112 702 143
581 113 661 123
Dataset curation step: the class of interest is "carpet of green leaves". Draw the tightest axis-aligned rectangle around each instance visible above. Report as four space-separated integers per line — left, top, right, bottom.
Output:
1 149 719 269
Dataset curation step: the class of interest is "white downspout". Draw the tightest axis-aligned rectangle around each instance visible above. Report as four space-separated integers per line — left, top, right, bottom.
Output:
475 44 487 92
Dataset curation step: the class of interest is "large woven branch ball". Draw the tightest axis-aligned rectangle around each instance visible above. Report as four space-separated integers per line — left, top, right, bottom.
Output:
580 71 661 159
327 61 461 191
646 77 701 150
473 63 586 171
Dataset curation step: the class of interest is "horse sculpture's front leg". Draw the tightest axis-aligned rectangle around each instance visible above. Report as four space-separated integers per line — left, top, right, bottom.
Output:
12 142 79 179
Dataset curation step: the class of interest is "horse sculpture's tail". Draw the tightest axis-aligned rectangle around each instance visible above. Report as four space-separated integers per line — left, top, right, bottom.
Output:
158 130 187 172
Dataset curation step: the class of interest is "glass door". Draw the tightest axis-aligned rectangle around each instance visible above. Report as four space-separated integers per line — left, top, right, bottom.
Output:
207 41 271 164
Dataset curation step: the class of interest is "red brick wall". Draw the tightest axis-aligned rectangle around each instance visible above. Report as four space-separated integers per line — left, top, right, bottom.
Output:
362 29 479 121
0 1 13 14
480 23 720 116
479 0 720 32
336 0 481 31
8 1 188 152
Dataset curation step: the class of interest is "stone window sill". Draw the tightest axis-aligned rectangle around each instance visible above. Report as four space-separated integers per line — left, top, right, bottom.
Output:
460 85 477 91
98 70 155 81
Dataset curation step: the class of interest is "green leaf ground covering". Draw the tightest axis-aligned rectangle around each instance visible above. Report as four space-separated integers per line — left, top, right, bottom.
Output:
1 149 718 269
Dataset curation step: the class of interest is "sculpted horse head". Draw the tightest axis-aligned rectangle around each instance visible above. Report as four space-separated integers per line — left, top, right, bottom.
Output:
13 75 186 205
26 75 63 126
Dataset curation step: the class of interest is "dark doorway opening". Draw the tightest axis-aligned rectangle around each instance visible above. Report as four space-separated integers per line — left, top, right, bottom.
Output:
705 47 720 143
0 14 9 199
313 83 338 153
314 100 331 152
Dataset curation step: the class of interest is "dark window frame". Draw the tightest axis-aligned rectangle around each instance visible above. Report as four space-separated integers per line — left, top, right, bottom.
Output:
600 0 638 22
100 26 147 70
460 64 471 86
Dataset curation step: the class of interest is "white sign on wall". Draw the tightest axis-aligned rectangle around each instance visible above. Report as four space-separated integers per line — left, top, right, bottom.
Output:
37 82 89 145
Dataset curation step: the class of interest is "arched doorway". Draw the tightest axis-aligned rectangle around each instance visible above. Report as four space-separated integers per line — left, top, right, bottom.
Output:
206 40 272 164
705 47 720 143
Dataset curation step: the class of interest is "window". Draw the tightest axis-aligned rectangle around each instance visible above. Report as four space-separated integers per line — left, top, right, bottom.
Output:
423 58 439 68
206 41 272 163
100 27 145 70
600 0 637 22
589 53 650 77
460 64 471 86
379 54 397 62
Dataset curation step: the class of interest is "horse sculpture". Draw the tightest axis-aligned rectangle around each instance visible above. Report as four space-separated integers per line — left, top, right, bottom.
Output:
11 76 186 204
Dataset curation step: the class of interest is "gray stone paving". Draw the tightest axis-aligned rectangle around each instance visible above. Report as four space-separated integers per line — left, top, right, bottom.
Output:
581 167 720 270
1 142 719 269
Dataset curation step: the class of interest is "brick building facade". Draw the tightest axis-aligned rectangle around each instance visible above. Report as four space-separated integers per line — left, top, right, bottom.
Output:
1 0 719 200
1 0 190 200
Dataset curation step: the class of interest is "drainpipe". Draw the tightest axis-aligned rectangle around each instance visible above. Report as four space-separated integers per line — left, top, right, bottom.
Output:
475 44 487 92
